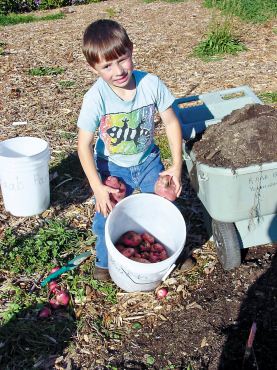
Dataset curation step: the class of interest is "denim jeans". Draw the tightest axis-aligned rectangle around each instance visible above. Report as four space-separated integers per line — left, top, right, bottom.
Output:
92 145 164 268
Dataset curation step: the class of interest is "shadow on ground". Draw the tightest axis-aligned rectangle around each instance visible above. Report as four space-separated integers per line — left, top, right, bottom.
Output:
50 151 91 209
219 248 277 370
0 305 77 369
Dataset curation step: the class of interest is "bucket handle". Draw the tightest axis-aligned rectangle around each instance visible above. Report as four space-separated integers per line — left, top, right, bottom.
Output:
120 263 176 285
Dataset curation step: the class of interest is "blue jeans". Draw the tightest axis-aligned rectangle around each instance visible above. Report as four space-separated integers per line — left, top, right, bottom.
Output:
92 145 164 268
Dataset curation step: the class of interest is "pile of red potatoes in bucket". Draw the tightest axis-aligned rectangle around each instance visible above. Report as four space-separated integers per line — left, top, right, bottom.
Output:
116 230 169 263
104 175 178 263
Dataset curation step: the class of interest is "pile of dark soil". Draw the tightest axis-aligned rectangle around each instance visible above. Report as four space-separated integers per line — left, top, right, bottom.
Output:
192 104 277 169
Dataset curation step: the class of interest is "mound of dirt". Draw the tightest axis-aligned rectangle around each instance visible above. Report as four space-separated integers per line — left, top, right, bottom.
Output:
192 104 277 169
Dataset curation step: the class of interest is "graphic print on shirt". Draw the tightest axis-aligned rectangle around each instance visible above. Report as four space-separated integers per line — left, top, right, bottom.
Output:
100 104 155 155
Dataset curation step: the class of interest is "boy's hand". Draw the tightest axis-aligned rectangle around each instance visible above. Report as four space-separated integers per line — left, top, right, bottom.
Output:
159 166 182 197
94 184 119 217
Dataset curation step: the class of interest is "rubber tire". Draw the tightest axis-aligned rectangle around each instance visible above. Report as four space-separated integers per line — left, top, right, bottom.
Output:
212 220 241 271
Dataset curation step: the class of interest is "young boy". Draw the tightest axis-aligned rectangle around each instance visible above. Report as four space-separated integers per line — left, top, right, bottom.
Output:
77 19 184 281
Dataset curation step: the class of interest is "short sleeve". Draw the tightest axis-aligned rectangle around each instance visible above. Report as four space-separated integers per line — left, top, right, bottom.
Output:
77 87 102 132
155 77 175 113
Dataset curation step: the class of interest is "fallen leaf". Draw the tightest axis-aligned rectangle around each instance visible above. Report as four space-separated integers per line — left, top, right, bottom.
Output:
201 336 208 347
186 301 203 310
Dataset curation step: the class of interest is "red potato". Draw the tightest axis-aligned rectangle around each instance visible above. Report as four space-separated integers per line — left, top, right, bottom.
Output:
134 251 142 258
121 247 136 258
141 232 155 244
151 243 165 253
154 175 177 201
103 176 126 204
115 243 125 253
38 306 52 318
149 252 162 263
140 240 151 252
49 298 61 310
120 231 142 247
55 290 70 306
159 249 169 261
156 287 168 299
141 252 150 260
116 231 169 263
113 181 127 203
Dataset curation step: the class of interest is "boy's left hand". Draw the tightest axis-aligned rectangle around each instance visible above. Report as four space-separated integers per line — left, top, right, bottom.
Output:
158 165 182 197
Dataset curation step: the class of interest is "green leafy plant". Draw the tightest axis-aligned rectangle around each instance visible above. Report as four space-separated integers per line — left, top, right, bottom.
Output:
58 79 75 89
90 278 118 304
0 219 89 274
0 0 37 15
146 355 155 365
38 0 70 10
143 0 185 3
154 134 171 161
204 0 277 23
259 92 277 104
132 322 142 329
0 0 104 14
193 20 246 59
105 7 117 18
28 66 65 76
0 11 64 26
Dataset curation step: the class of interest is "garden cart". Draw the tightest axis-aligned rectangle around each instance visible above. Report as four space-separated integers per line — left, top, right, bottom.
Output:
173 86 277 270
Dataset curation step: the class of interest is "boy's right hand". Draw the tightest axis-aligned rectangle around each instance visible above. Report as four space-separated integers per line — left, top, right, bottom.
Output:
93 184 119 217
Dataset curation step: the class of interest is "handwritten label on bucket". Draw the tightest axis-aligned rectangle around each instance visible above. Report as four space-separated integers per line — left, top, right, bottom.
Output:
2 173 48 192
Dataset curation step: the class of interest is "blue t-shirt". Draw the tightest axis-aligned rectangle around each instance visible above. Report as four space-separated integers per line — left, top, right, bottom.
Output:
77 70 175 167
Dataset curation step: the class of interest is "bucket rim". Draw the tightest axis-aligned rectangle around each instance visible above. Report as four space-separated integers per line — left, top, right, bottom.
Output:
0 136 49 160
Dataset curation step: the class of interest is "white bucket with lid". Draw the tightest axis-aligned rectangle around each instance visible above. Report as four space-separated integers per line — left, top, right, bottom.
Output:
0 136 50 217
105 193 187 292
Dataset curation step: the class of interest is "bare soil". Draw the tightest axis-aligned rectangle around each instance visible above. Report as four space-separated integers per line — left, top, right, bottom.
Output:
0 0 277 369
192 104 277 168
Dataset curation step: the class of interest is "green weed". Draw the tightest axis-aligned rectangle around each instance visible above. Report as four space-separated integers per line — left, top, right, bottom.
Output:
58 79 75 89
0 281 47 323
146 355 155 365
143 0 185 3
193 20 246 59
58 130 77 140
29 66 64 76
155 134 171 161
105 7 117 18
259 92 277 104
204 0 277 23
90 279 118 304
0 12 64 26
0 219 89 274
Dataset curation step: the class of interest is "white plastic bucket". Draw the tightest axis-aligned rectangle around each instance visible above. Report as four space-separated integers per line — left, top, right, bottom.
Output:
105 193 187 292
0 137 50 217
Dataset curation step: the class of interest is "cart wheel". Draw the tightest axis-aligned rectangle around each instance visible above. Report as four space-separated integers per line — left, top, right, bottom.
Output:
212 220 241 271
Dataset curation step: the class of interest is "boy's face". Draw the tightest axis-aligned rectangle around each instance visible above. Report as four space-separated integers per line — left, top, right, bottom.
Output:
91 49 134 89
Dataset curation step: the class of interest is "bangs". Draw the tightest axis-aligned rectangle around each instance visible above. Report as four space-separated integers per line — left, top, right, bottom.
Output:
82 19 133 67
94 40 130 64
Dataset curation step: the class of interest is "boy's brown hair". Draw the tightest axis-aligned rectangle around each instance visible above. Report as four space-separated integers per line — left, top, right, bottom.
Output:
82 19 133 67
